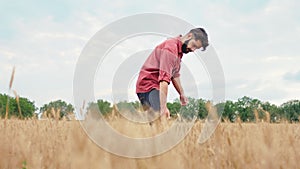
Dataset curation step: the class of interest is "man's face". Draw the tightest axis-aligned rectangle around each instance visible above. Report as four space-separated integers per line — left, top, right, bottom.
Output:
182 38 203 54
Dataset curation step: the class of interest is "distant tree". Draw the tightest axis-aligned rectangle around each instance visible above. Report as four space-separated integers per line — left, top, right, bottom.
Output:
18 97 37 118
167 98 208 120
130 101 141 110
0 93 36 119
167 101 181 117
40 100 74 119
0 94 12 117
280 100 300 122
97 99 112 115
261 101 282 122
86 99 112 116
222 100 237 122
177 97 205 120
115 100 134 113
197 98 208 119
235 96 263 122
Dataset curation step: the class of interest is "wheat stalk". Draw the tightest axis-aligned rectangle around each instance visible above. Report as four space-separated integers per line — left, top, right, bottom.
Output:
5 67 16 120
205 101 219 122
56 109 61 121
13 90 23 119
235 115 242 128
51 107 56 119
9 66 15 90
254 109 259 123
264 111 270 123
5 97 9 120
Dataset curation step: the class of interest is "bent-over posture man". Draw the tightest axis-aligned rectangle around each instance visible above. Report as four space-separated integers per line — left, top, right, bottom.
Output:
136 28 209 119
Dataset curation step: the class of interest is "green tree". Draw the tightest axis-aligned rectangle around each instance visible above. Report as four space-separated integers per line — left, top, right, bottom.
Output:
0 93 36 119
40 100 74 119
280 100 300 122
235 96 263 122
197 98 208 119
96 99 112 115
178 97 204 120
222 100 237 122
115 100 134 113
167 101 181 117
261 101 282 122
167 98 208 120
18 97 37 118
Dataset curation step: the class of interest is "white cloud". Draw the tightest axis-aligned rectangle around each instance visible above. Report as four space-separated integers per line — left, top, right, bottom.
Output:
0 0 299 108
263 56 295 62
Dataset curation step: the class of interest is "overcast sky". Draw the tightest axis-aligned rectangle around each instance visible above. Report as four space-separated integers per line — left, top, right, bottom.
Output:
0 0 299 107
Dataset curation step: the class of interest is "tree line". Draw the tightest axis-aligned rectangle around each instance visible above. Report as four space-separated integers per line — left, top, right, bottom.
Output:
0 93 299 122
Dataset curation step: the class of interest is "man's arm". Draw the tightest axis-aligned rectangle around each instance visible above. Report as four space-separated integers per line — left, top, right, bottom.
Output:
160 81 170 118
171 77 188 106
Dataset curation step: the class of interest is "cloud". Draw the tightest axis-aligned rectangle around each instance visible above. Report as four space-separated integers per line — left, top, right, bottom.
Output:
283 71 300 82
263 56 295 62
0 0 299 107
0 7 104 107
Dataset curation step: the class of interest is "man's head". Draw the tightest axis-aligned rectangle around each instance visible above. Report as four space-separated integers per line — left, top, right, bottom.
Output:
181 28 209 54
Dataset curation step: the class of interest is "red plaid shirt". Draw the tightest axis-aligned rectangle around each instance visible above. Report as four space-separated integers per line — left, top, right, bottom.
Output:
136 36 183 93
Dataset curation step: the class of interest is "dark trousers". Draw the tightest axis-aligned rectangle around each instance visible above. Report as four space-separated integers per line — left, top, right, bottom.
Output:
137 89 160 112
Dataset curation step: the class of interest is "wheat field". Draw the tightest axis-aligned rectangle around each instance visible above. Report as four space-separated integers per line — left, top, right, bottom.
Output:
0 117 299 169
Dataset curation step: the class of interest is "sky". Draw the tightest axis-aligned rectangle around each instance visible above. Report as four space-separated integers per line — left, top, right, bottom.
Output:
0 0 299 108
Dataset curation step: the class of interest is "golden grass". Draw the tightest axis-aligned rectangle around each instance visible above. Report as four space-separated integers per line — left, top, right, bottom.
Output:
0 117 299 169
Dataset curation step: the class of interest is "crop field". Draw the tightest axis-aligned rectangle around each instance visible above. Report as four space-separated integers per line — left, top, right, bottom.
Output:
0 117 299 169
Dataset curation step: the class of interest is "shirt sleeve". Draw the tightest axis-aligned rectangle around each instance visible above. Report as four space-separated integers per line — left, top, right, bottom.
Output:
157 45 178 84
172 64 181 79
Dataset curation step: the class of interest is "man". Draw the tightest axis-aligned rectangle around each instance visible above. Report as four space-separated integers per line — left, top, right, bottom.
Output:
136 28 209 119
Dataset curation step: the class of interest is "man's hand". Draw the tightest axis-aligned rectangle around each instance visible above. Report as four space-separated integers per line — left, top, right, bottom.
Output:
180 94 188 106
171 77 188 106
160 106 170 119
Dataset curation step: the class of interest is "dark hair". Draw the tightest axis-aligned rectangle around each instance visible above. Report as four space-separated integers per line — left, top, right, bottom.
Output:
189 28 209 51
